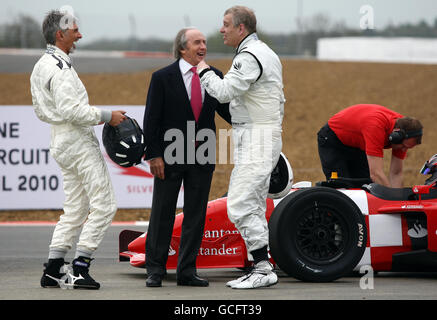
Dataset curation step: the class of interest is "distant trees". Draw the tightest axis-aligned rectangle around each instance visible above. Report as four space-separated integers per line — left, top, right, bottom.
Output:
0 15 45 48
266 14 437 55
381 18 437 37
1 13 437 56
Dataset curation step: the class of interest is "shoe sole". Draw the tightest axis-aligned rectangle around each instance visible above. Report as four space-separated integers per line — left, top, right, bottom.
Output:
232 282 278 289
41 283 99 289
146 283 162 287
231 279 278 290
177 282 209 287
41 285 60 288
72 284 100 290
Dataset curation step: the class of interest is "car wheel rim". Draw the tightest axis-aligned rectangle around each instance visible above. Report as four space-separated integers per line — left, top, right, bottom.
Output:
295 201 348 264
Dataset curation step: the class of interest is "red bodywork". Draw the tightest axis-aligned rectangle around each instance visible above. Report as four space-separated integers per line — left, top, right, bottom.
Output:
119 196 276 269
362 183 437 271
119 183 437 273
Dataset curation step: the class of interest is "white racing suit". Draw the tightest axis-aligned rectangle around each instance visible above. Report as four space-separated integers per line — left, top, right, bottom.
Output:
200 33 285 254
30 44 116 256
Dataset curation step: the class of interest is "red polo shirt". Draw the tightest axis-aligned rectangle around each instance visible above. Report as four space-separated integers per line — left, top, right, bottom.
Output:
328 104 407 159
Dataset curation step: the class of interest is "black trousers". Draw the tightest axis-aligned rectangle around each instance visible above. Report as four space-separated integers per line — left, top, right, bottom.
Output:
317 123 370 180
145 165 213 278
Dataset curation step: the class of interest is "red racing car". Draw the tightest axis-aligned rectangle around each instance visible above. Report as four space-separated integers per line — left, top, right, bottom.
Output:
119 154 437 282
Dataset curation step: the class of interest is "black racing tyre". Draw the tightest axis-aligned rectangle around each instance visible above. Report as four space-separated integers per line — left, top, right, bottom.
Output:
269 187 367 282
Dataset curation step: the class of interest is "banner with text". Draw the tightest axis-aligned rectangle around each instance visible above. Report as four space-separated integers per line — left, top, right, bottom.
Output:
0 105 183 210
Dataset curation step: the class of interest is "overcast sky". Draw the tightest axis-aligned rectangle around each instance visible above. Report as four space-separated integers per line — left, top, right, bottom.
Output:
2 0 437 43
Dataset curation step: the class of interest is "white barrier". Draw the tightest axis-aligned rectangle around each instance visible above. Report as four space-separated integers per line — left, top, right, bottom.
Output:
0 105 183 210
317 37 437 64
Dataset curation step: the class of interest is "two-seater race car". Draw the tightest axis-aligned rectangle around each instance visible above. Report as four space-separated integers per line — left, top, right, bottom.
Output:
118 152 437 282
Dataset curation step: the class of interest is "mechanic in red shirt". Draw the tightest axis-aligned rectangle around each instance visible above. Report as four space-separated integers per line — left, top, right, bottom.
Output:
317 104 423 187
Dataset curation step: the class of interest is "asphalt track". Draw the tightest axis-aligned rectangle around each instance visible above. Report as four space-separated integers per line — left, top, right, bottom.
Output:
0 51 300 73
1 224 437 305
0 52 235 73
0 53 174 73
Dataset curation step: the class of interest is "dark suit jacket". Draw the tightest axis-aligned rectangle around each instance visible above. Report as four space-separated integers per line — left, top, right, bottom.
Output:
143 60 231 171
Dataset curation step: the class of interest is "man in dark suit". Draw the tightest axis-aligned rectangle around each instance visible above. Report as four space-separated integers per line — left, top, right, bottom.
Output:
142 27 231 287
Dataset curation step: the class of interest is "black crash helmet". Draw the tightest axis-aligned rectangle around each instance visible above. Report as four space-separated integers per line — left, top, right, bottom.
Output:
268 152 294 199
102 116 144 167
420 154 437 186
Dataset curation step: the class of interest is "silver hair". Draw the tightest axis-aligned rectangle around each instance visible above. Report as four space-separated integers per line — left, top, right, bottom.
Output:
224 6 257 34
173 27 196 59
42 10 76 45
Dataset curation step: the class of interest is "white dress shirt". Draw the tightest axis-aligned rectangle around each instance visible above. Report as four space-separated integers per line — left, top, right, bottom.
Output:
179 58 205 102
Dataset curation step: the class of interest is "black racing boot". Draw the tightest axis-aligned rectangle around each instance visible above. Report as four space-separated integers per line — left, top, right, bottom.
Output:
71 256 100 290
40 258 67 288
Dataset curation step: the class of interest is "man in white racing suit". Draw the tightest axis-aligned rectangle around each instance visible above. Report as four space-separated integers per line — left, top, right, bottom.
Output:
197 6 285 289
30 10 126 289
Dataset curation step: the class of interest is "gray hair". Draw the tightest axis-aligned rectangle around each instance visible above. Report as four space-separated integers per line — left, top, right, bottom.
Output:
224 6 257 34
42 10 76 45
173 27 196 59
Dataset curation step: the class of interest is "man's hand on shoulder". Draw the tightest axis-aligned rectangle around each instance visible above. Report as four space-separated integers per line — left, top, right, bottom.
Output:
197 60 210 74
